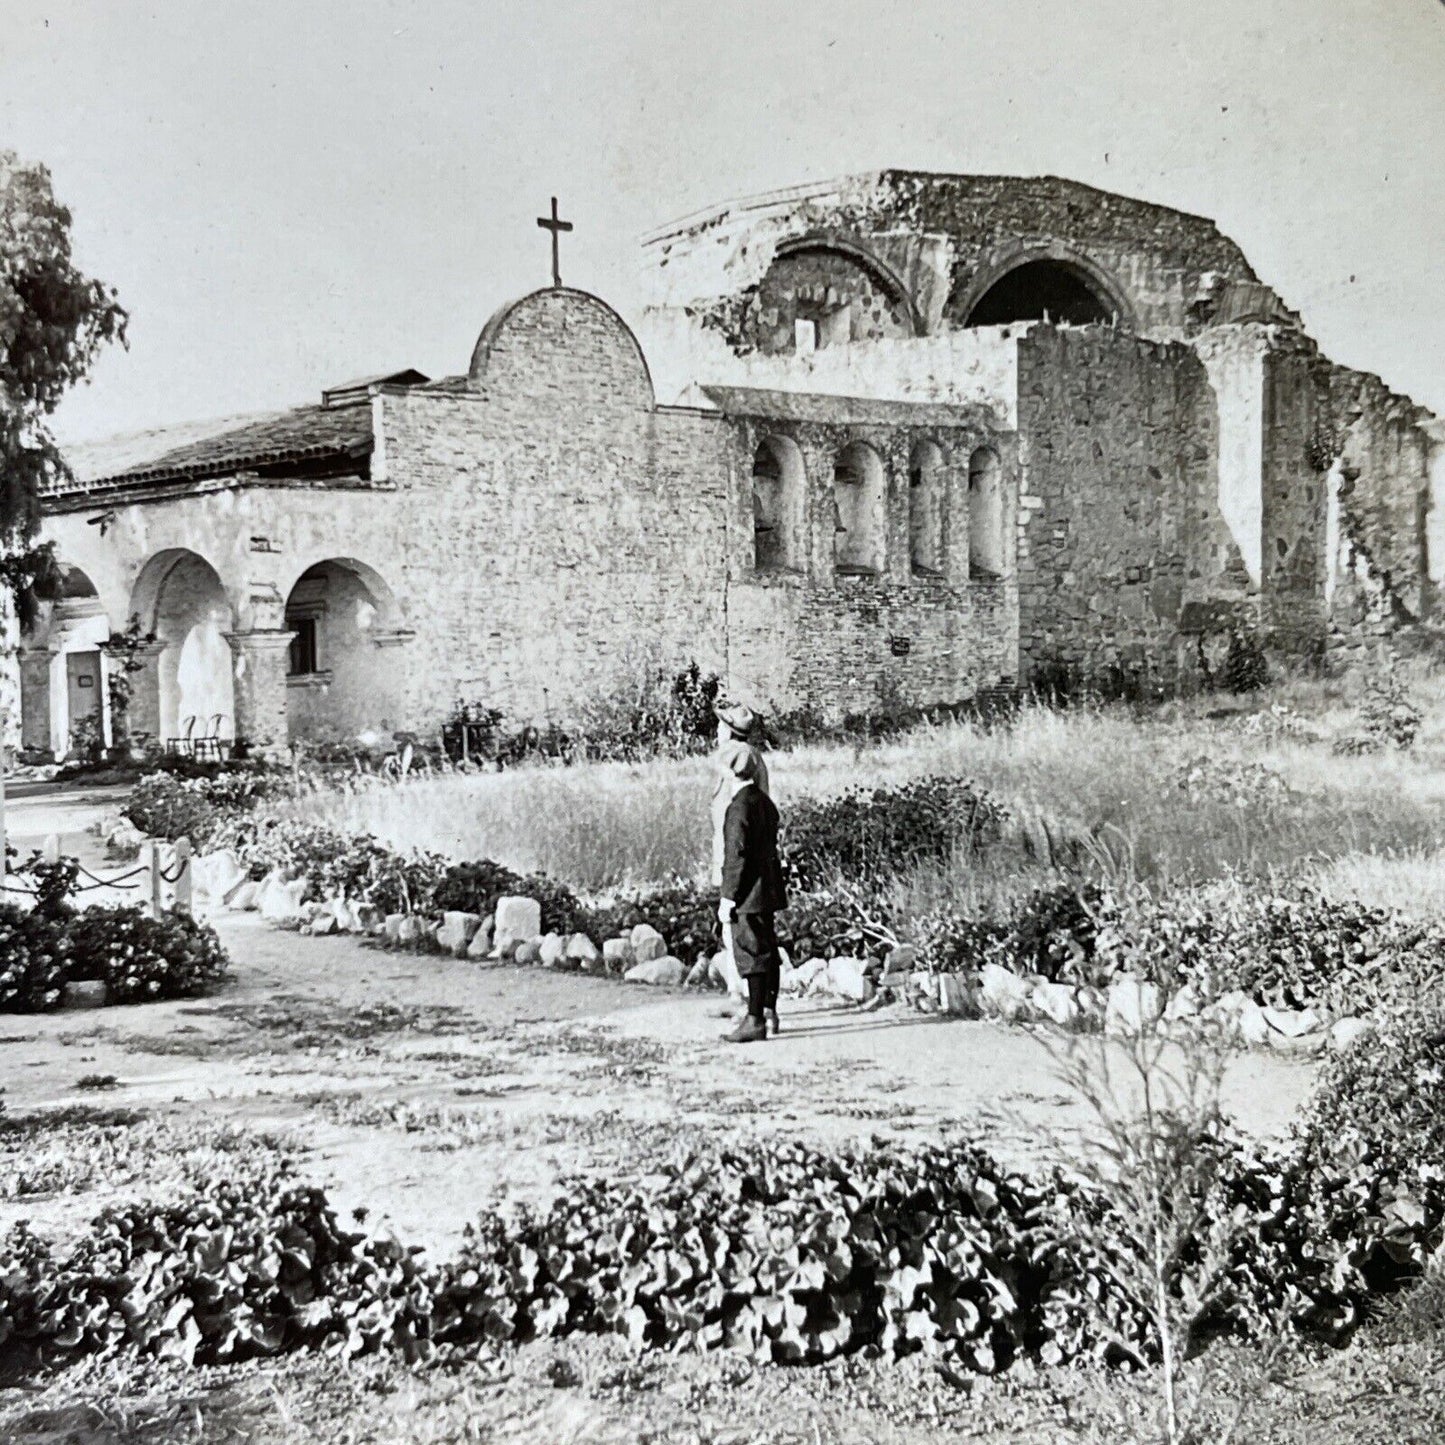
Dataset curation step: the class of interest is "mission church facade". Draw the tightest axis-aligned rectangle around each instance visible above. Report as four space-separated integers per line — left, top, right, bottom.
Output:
10 171 1444 759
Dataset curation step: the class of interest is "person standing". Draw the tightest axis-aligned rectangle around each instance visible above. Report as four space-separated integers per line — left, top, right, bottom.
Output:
717 743 787 1044
710 701 770 891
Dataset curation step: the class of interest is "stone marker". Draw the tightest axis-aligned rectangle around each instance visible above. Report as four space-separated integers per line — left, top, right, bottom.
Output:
624 955 688 987
197 849 246 902
1030 979 1079 1027
1330 1016 1371 1053
493 897 543 951
63 980 108 1010
825 957 872 1002
684 955 712 987
1104 976 1161 1034
353 903 383 934
603 938 634 967
397 915 426 948
538 933 567 967
383 913 406 943
260 876 308 923
563 934 600 970
979 963 1030 1021
515 938 543 965
305 912 338 936
229 881 262 912
629 924 667 964
937 974 971 1015
709 948 745 999
1262 1006 1321 1040
438 911 483 957
466 918 496 959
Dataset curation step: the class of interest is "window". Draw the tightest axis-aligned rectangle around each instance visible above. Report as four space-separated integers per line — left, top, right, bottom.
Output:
751 436 805 573
909 441 944 576
968 447 1004 578
794 319 817 354
832 443 885 575
287 616 319 677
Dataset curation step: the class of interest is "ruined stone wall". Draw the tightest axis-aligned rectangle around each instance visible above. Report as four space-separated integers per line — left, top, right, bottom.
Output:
1015 326 1243 690
1321 363 1435 649
644 171 1262 344
722 416 1018 718
745 246 915 354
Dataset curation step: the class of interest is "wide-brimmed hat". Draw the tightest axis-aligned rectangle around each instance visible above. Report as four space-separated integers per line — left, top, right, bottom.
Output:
714 700 759 740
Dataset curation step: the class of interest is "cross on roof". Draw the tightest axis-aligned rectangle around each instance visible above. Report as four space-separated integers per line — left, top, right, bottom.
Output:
536 196 573 289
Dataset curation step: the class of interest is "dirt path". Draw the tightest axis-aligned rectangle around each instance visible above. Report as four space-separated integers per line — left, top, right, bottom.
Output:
2 899 1317 1257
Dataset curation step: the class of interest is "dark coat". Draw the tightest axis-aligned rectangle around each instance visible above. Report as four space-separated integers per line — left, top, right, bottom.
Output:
720 782 788 916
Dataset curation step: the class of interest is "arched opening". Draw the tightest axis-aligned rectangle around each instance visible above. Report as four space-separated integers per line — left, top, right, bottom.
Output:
284 558 404 745
968 448 1004 579
23 564 113 760
908 441 945 577
832 442 886 576
962 259 1117 328
748 244 916 355
751 436 805 573
131 550 236 751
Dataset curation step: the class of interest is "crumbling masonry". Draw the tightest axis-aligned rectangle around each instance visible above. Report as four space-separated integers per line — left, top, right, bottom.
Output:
10 172 1442 758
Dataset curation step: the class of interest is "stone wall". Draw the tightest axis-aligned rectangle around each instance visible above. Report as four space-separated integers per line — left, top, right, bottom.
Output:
1014 325 1244 691
1322 362 1436 648
643 171 1262 344
380 288 730 727
721 415 1018 717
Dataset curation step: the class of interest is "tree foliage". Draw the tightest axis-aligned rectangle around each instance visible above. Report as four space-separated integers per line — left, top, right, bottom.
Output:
0 149 126 609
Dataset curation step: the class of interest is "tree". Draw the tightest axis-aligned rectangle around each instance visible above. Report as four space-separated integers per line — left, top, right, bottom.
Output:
1 150 126 855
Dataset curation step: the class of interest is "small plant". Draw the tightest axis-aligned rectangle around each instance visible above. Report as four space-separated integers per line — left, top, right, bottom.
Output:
1361 652 1421 750
75 1073 119 1091
1220 629 1269 694
68 712 105 765
104 614 159 749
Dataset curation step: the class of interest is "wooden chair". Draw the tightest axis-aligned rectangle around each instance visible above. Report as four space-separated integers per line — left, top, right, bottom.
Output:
166 715 196 757
193 714 230 762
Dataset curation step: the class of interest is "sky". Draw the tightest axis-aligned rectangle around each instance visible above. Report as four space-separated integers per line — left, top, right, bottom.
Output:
2 0 1442 443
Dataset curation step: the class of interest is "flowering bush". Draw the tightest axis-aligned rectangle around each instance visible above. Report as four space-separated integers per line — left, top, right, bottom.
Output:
66 907 230 1003
122 768 285 847
0 907 71 1012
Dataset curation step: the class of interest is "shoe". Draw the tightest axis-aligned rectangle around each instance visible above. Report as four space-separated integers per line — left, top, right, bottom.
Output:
765 1009 780 1037
723 1016 768 1044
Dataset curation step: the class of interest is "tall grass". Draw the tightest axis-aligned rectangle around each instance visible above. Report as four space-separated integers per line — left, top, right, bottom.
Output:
279 691 1445 898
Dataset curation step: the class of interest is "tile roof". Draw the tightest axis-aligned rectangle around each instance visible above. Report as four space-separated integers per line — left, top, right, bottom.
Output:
700 385 990 427
54 402 374 495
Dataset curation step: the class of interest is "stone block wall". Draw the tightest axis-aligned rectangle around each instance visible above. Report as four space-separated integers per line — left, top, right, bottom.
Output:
379 289 730 728
1014 325 1245 691
720 414 1019 717
1322 362 1435 649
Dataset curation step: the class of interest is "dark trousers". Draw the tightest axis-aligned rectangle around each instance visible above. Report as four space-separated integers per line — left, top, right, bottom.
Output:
734 912 781 1020
746 969 780 1020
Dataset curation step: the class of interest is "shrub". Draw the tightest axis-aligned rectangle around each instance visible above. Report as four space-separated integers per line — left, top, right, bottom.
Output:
1294 999 1445 1297
122 768 284 847
432 858 526 916
785 778 1005 893
66 907 230 1003
0 907 71 1013
580 880 718 961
